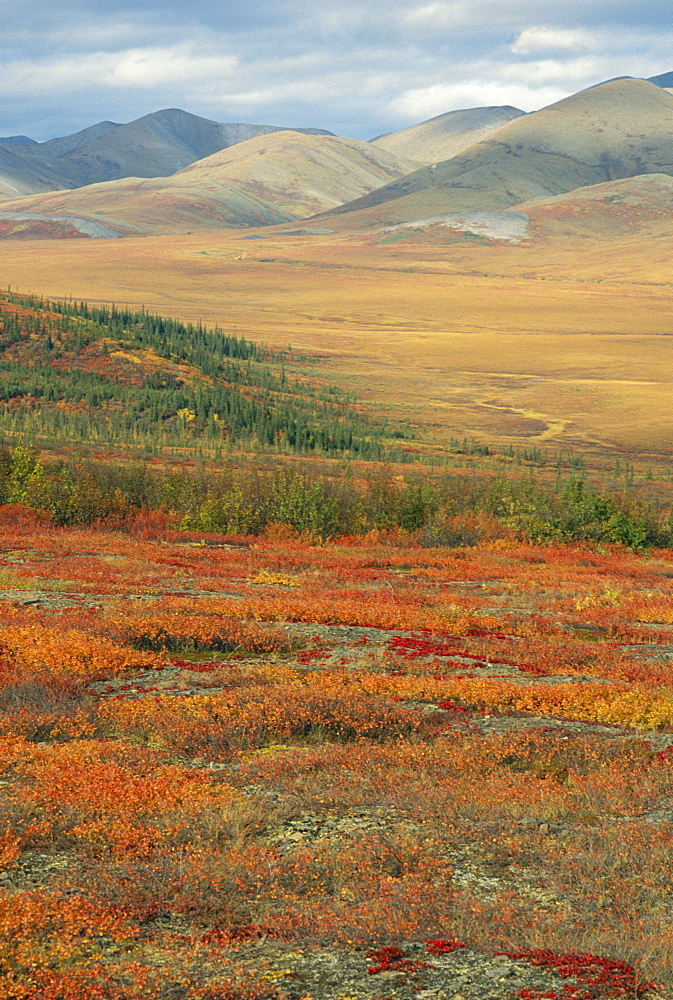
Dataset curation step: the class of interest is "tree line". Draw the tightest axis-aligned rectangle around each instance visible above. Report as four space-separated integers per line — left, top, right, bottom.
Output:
1 443 669 547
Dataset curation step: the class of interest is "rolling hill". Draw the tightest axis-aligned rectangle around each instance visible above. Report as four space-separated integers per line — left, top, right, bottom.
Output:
514 171 673 244
370 105 525 164
319 78 673 227
0 131 419 234
2 74 673 237
0 289 396 459
351 172 673 248
0 109 335 198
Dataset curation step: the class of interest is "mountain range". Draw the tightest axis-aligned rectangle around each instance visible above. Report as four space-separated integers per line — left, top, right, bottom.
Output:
0 72 672 240
0 109 335 197
320 78 673 225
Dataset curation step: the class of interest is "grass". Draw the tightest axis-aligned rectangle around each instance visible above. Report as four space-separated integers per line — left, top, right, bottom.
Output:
0 223 672 472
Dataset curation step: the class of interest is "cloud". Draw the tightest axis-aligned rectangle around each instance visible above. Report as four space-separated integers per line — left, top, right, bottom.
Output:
390 81 566 119
402 3 471 30
511 26 596 54
0 0 671 141
0 45 238 98
499 56 604 85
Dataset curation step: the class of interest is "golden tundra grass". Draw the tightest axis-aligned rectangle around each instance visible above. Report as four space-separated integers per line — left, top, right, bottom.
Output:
0 221 671 457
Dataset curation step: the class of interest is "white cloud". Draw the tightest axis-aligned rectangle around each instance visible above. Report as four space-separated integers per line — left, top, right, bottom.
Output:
511 26 597 54
500 56 603 84
403 2 470 29
0 45 238 98
109 47 238 87
209 88 277 107
390 80 567 119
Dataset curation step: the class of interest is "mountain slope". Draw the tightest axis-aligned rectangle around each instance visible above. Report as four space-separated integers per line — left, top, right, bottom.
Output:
648 70 673 87
0 290 394 459
0 131 419 234
370 105 524 164
0 110 336 197
0 135 38 146
0 145 71 199
513 172 673 244
319 78 673 226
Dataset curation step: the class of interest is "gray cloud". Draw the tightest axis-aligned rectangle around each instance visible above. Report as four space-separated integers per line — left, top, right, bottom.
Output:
0 0 670 141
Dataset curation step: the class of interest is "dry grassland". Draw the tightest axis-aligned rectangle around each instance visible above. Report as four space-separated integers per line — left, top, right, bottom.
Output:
0 225 671 460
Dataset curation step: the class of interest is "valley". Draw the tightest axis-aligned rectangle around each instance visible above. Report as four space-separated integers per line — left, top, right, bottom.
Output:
0 76 672 469
0 221 670 464
1 64 673 1000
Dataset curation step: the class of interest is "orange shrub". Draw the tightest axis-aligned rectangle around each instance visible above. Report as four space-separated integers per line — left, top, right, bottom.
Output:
0 625 158 682
0 890 138 1000
13 741 243 857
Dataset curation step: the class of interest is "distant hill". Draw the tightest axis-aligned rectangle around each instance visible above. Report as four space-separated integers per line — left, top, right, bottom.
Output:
0 145 69 199
370 106 524 164
0 135 38 146
513 172 673 244
0 131 419 234
3 76 673 235
647 71 673 88
318 78 673 227
0 109 336 198
341 172 673 252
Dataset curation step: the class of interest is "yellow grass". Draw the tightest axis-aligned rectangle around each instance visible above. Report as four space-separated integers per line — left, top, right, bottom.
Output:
1 223 672 458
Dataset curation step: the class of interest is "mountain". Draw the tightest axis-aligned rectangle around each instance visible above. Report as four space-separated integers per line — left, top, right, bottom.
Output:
0 109 336 198
318 78 673 227
32 120 123 158
647 71 673 88
0 131 419 235
3 75 673 236
0 145 70 199
0 135 38 146
370 105 525 164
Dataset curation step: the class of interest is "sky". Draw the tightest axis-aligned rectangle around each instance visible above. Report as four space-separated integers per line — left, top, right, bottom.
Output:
1 0 671 141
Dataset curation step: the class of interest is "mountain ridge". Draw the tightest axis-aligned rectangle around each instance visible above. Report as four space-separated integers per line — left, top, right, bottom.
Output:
369 105 525 164
2 73 673 235
0 108 336 197
316 78 673 226
0 130 419 235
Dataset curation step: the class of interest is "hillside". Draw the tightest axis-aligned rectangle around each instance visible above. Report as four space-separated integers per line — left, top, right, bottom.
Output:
362 172 673 247
0 290 401 459
0 132 419 234
0 109 335 197
370 105 524 164
320 78 673 226
515 172 673 243
0 145 69 200
1 466 673 994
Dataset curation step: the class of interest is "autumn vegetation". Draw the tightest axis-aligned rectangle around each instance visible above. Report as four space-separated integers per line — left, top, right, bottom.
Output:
0 501 671 997
0 291 400 461
0 291 671 998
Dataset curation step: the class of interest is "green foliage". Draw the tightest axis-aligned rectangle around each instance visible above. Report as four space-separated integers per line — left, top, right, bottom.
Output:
0 444 666 548
6 443 43 504
398 480 441 531
484 474 660 547
0 292 399 461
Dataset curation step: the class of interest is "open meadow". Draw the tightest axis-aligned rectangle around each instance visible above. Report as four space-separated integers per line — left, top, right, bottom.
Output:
0 220 671 468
